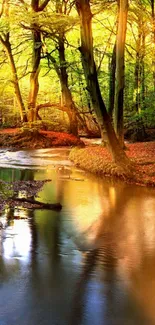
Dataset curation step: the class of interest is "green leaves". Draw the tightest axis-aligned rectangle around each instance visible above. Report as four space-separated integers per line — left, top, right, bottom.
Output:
12 5 79 36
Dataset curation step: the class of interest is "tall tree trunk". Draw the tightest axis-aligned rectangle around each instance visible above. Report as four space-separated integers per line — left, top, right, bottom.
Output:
28 27 41 122
141 23 146 109
134 23 141 113
75 0 131 169
0 0 27 122
114 0 128 147
56 0 91 136
28 0 41 122
58 34 78 135
28 0 50 122
58 31 90 135
134 18 146 113
108 42 116 118
0 38 27 122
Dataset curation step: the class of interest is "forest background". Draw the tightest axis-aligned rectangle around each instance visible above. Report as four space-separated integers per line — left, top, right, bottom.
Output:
0 0 154 143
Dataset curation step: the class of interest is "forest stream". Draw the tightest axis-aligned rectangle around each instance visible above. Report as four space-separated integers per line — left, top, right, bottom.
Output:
0 147 155 325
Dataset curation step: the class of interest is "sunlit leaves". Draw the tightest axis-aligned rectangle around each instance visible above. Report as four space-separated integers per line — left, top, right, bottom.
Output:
12 5 79 36
0 16 9 35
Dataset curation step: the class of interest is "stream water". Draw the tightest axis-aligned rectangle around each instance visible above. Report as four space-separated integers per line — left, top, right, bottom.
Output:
0 148 155 325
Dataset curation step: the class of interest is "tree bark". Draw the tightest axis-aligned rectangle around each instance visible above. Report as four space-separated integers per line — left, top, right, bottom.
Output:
28 0 41 122
134 23 141 113
2 40 27 122
114 0 128 147
134 17 146 113
58 34 78 135
141 23 145 109
108 42 116 117
28 0 50 122
76 0 131 169
0 0 27 122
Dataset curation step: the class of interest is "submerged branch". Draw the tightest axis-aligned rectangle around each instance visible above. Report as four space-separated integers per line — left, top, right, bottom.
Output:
9 197 62 210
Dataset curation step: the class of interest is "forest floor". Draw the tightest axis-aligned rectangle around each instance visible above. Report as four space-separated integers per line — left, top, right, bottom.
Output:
0 128 84 148
0 128 155 187
69 141 155 187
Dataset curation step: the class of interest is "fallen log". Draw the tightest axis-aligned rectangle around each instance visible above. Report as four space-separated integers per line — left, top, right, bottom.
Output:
9 197 62 210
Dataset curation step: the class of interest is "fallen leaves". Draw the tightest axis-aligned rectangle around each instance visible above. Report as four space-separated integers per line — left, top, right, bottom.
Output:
0 129 84 149
70 141 155 186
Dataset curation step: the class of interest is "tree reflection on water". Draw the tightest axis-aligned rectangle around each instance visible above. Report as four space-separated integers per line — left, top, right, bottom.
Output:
0 166 155 324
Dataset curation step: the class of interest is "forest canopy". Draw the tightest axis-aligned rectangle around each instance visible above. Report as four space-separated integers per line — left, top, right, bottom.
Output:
0 0 154 144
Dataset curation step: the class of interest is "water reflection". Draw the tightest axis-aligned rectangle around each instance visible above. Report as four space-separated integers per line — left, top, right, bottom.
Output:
0 157 154 324
68 184 155 325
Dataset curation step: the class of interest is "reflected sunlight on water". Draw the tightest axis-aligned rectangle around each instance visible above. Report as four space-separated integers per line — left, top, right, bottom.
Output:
0 149 154 324
2 219 31 261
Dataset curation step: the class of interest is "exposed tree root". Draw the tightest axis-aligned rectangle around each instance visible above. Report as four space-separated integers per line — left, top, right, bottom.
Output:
69 147 135 181
0 128 84 149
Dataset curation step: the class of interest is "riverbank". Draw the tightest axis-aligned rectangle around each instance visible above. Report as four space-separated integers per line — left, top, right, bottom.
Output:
0 128 84 148
0 128 155 187
69 141 155 187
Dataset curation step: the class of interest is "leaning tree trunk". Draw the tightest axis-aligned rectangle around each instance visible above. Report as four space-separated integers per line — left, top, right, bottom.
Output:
58 33 90 136
75 0 131 169
2 39 27 122
58 34 78 135
114 0 128 148
0 0 27 123
60 81 78 135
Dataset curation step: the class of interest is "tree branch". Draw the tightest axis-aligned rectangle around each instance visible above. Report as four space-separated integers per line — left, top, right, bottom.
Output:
9 197 62 210
36 102 68 112
0 0 5 18
38 0 51 11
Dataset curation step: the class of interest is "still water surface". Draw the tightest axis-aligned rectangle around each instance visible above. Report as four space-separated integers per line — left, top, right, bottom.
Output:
0 148 155 325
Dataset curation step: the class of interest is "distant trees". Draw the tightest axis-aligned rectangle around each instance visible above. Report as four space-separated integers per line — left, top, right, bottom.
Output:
114 0 128 147
0 0 154 142
0 0 27 122
151 0 155 91
43 0 80 135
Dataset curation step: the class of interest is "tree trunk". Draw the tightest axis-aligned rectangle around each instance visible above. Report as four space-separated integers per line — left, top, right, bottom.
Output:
76 0 131 169
134 18 146 113
58 35 78 135
134 24 141 113
108 42 116 117
28 22 41 122
114 0 128 147
28 0 50 122
141 23 146 109
4 41 27 122
58 33 91 136
0 0 27 123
